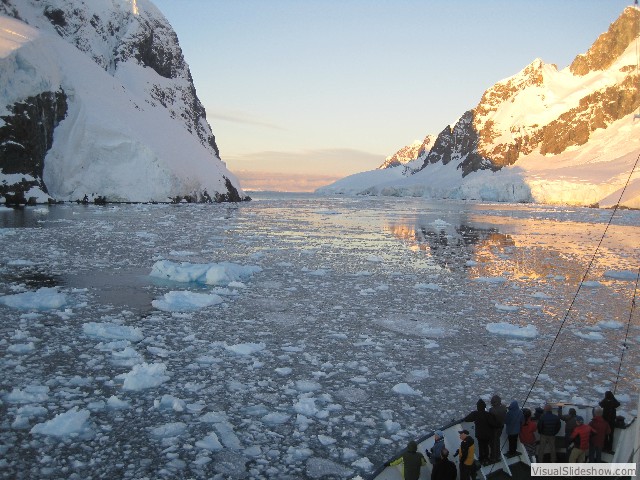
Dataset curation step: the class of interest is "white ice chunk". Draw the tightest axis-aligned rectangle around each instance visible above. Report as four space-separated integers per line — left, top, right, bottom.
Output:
83 322 143 342
30 407 92 438
155 394 186 412
352 457 374 471
117 362 170 390
486 322 538 338
5 386 49 404
574 330 605 341
152 290 224 312
294 398 319 417
8 342 35 354
318 434 336 446
150 260 261 285
295 380 321 393
150 422 187 438
306 457 353 479
391 383 422 396
495 303 519 312
261 412 291 425
106 396 130 410
475 276 508 284
195 431 224 451
603 270 638 280
597 320 623 329
0 287 67 310
224 342 266 355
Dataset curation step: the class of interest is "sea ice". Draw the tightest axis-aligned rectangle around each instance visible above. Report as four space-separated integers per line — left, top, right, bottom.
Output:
83 322 143 342
224 342 266 355
392 383 422 396
150 260 261 285
151 290 224 312
486 322 538 338
117 362 170 390
603 270 638 280
30 407 92 438
0 287 67 310
196 432 224 451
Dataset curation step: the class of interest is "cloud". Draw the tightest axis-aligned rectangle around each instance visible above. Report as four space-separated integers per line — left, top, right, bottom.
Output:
206 110 284 130
234 171 342 193
226 148 384 177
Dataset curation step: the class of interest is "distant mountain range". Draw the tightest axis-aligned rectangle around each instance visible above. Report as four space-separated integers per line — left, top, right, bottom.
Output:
319 7 640 209
0 0 246 204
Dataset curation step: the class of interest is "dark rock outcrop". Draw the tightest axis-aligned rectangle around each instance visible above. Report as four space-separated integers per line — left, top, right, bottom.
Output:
0 91 68 200
570 7 640 75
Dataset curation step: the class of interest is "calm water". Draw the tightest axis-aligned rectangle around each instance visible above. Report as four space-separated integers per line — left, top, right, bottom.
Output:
0 194 638 479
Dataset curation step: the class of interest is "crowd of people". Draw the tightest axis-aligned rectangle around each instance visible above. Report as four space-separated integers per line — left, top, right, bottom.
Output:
382 391 621 480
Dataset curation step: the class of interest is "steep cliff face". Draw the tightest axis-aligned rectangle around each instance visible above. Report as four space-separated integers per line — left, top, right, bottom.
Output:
419 6 640 176
570 7 640 75
0 0 242 203
0 91 68 202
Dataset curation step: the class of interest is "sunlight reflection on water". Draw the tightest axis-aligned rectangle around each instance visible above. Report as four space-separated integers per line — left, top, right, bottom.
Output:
0 194 638 479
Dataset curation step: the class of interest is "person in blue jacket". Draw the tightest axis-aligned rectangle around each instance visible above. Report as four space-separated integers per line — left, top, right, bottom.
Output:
504 400 525 457
426 430 446 466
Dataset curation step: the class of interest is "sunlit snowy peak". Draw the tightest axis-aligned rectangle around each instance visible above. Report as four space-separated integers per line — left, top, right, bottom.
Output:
320 7 640 208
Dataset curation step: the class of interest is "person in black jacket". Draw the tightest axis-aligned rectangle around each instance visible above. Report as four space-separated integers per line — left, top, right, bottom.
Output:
455 430 476 480
431 448 457 480
537 404 561 462
384 440 427 480
463 398 499 464
599 390 621 453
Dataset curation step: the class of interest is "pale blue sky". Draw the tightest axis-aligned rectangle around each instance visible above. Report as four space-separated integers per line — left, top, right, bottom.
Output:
151 0 632 191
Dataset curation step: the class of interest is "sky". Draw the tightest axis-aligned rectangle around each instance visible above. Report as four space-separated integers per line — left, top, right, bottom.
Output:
151 0 633 191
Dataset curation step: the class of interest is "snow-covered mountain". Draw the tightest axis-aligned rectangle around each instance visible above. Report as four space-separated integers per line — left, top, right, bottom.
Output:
0 0 246 204
319 7 640 209
378 134 436 174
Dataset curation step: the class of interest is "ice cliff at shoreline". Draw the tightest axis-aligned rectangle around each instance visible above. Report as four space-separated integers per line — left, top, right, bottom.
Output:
319 7 640 209
0 0 246 204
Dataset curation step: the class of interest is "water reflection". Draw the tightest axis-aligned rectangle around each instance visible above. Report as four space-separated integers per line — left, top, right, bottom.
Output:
384 218 587 283
385 220 512 270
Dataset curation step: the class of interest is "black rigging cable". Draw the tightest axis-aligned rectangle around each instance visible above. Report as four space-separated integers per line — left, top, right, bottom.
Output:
614 265 640 395
476 150 640 478
521 148 640 410
483 149 640 478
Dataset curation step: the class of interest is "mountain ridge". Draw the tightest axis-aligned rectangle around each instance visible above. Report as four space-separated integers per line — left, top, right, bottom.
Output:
321 7 640 209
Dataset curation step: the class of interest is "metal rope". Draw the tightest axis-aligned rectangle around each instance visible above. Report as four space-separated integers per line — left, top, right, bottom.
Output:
519 147 640 417
614 266 640 395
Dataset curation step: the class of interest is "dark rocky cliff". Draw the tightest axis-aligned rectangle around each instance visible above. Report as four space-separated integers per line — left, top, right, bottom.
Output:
0 0 238 204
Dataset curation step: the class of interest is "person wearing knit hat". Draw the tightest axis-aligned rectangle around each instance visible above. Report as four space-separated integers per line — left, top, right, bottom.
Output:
384 439 427 480
426 430 446 466
463 398 499 464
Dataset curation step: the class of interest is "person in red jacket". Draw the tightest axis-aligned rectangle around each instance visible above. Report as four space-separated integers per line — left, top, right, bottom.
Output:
569 416 595 463
589 407 612 463
519 408 538 461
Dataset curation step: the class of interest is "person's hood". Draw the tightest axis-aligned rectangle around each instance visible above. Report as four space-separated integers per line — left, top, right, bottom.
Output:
508 400 519 411
477 398 487 411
